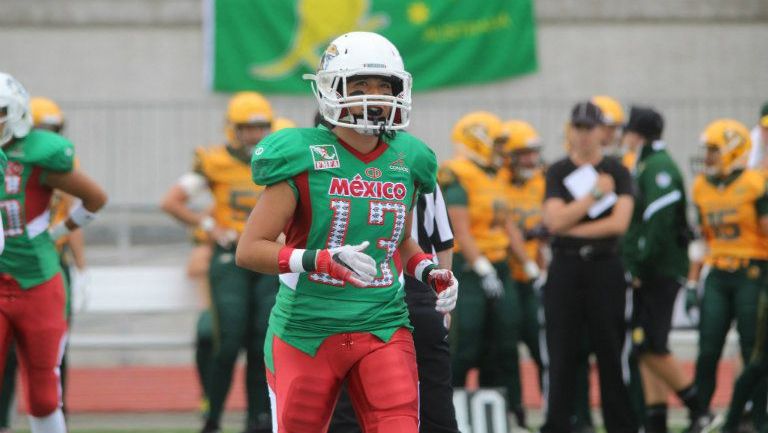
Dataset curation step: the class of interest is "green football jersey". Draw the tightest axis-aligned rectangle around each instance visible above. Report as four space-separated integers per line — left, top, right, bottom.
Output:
252 125 437 359
0 148 6 186
0 130 75 288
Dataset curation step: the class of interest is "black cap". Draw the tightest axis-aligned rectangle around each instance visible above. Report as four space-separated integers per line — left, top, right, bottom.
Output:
624 106 664 141
570 101 605 127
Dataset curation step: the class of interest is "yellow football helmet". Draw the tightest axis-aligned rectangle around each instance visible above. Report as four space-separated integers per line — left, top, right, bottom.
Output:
451 111 503 166
500 120 542 179
700 118 751 176
29 97 64 130
225 92 273 143
591 95 624 126
500 120 542 154
272 117 296 132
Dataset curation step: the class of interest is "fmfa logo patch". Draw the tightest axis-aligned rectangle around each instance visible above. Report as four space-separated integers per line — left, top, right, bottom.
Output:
310 145 341 170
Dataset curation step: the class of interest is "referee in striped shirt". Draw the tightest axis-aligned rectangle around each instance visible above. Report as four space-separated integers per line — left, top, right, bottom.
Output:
329 186 460 433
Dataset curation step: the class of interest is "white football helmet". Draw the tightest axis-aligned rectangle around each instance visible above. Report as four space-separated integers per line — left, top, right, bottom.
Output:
0 72 32 145
303 32 412 136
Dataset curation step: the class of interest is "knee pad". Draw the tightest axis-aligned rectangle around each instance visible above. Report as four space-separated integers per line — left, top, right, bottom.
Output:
281 375 336 433
25 368 61 417
357 349 418 411
27 389 60 417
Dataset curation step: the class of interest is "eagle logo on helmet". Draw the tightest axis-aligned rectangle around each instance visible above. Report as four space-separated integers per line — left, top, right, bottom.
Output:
723 129 744 151
320 44 339 71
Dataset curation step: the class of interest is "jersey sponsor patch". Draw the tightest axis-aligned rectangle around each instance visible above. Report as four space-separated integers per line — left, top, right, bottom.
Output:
310 144 341 170
364 166 382 179
389 152 410 173
655 172 671 188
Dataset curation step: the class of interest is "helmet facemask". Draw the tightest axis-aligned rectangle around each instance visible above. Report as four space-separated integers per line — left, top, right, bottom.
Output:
232 122 272 155
702 145 725 177
510 147 542 181
304 32 412 138
307 70 411 137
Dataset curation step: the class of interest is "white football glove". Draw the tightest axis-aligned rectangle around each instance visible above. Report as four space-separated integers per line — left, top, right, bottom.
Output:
523 260 541 281
473 256 503 298
427 268 459 313
532 271 547 293
688 239 707 262
317 241 378 287
69 266 91 314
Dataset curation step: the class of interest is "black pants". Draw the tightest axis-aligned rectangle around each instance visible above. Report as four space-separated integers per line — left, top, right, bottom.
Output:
541 253 638 433
328 276 459 433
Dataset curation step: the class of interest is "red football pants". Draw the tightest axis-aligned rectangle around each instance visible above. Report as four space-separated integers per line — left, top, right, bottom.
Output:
266 328 419 433
0 273 67 417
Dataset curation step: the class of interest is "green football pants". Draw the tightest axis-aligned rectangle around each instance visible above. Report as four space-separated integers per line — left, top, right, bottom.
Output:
724 278 768 431
206 244 278 429
695 263 767 422
450 253 523 413
196 309 214 403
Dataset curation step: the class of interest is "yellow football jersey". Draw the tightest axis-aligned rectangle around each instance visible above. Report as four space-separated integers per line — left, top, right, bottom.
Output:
441 157 510 262
693 170 768 267
194 145 264 234
504 171 545 282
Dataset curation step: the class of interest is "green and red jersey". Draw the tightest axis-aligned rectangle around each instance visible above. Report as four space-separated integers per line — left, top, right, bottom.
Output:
0 130 75 288
0 148 6 185
252 125 437 363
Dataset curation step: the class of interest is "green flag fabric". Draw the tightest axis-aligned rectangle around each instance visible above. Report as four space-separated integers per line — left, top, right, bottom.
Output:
206 0 537 93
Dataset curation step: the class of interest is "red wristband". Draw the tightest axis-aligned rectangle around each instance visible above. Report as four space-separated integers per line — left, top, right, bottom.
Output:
406 253 434 279
278 246 295 274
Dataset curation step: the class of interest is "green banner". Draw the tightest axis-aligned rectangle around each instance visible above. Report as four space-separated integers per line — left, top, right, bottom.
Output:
206 0 537 93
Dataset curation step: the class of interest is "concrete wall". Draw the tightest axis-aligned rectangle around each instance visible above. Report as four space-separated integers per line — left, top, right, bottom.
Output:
1 0 767 205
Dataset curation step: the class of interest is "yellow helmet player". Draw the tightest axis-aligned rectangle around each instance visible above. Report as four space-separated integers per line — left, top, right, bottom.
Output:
500 120 543 181
272 117 297 132
451 111 503 167
225 92 273 152
700 118 752 177
29 97 64 133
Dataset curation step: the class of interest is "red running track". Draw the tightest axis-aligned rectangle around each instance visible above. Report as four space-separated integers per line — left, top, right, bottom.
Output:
12 360 738 413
